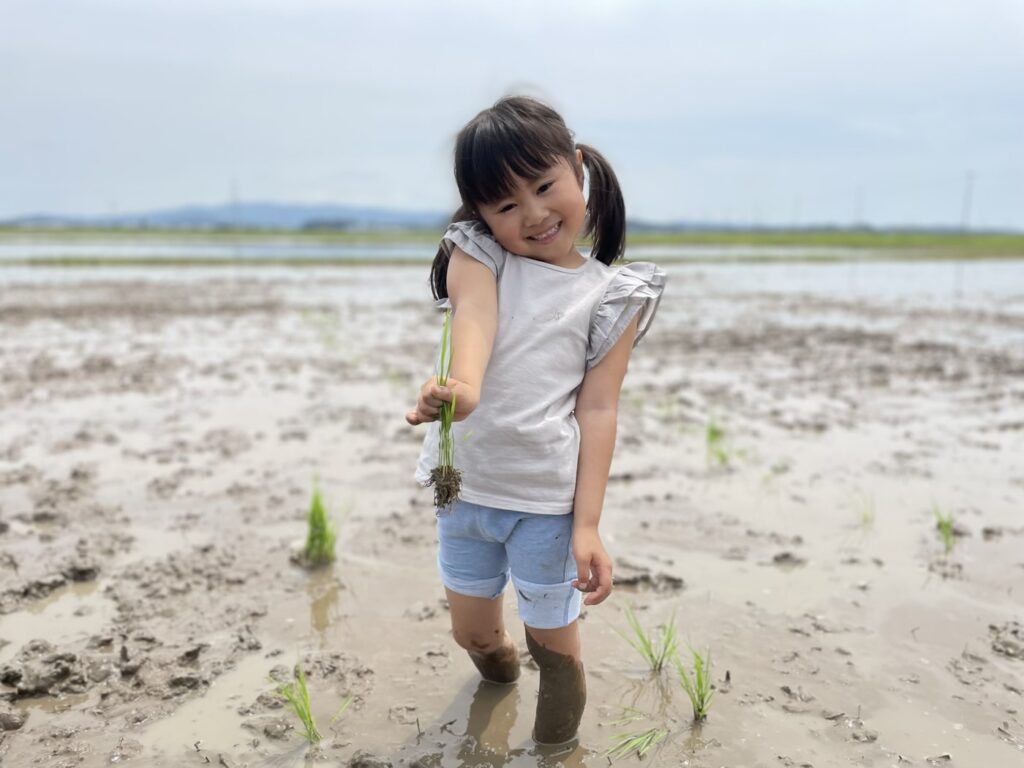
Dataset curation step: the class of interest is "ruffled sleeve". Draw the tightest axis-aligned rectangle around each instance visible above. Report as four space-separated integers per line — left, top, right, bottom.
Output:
441 220 507 278
586 262 666 370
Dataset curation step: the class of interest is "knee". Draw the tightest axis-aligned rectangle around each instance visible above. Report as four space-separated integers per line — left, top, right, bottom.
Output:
453 626 504 654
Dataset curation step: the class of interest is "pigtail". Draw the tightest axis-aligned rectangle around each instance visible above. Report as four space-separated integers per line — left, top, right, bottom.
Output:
430 203 480 300
577 143 626 266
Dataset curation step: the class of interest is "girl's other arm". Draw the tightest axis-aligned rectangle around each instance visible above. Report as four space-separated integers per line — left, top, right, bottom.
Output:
405 247 497 425
571 314 640 605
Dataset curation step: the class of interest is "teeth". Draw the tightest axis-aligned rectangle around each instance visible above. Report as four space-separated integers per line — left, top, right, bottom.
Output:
531 223 560 240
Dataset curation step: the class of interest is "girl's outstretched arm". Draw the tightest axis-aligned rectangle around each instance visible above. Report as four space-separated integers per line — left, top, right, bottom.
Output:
446 246 497 418
405 246 497 425
571 314 641 605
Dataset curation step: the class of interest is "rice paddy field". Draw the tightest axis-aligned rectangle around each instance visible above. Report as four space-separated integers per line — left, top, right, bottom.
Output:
1 230 1022 767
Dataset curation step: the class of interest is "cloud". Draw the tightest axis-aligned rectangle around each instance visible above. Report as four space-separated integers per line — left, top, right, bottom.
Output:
1 0 1021 226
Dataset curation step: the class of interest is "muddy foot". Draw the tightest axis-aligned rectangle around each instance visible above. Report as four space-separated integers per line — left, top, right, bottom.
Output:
468 633 520 684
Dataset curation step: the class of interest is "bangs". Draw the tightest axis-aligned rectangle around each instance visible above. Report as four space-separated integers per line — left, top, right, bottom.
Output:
455 99 575 206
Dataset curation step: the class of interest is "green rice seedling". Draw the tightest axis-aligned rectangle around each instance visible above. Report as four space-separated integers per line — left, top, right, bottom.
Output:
301 308 341 352
933 503 955 554
276 662 354 745
604 725 669 760
427 309 462 509
277 661 322 743
327 692 355 730
705 418 731 467
615 604 679 673
303 486 336 566
675 647 714 722
854 489 876 529
622 386 645 412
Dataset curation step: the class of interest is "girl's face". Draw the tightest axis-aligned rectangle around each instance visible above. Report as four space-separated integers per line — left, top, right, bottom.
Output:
477 151 586 265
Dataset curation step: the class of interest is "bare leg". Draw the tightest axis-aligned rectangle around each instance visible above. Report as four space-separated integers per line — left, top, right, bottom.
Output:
446 587 520 684
525 622 585 745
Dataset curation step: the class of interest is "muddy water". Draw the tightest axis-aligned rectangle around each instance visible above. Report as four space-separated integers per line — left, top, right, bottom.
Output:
0 263 1022 767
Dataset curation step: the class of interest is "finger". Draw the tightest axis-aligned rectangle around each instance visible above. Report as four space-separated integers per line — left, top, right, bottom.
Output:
584 564 613 605
405 410 421 426
411 403 439 423
573 557 592 592
584 578 612 605
430 385 451 402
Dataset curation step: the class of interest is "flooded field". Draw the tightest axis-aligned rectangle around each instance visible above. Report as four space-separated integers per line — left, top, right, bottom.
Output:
1 256 1023 766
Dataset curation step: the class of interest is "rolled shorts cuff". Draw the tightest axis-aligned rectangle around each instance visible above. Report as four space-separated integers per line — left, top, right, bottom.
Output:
511 575 582 629
437 553 508 600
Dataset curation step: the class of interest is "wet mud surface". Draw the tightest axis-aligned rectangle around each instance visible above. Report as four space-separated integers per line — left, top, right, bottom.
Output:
1 264 1022 766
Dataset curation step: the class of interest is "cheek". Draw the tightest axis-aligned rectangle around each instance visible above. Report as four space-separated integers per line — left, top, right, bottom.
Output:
488 221 523 252
565 191 587 222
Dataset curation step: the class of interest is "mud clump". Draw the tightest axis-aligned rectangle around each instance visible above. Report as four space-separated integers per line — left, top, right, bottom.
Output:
0 702 26 731
0 640 89 696
770 551 808 568
349 752 393 768
614 559 685 592
990 621 1024 660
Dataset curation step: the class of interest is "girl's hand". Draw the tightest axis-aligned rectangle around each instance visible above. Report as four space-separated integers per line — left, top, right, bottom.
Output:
405 376 478 425
571 526 613 606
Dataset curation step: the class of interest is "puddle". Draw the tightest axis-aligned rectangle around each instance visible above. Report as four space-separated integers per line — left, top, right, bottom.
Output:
0 581 114 664
138 653 278 759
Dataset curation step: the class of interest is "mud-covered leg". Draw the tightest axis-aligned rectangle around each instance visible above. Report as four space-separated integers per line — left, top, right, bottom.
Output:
468 631 520 684
446 588 521 684
525 626 586 745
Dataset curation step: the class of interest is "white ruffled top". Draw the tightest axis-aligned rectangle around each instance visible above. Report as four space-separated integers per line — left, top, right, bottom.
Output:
416 220 666 514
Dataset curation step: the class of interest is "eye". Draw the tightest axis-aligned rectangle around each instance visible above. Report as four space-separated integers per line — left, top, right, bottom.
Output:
498 203 515 213
538 181 553 193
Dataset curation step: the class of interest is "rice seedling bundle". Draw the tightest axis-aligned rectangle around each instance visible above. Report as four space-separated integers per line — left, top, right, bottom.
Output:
604 725 669 760
276 661 354 745
427 309 462 510
705 418 731 467
303 486 336 566
277 662 323 743
616 604 679 673
675 647 714 722
933 503 956 554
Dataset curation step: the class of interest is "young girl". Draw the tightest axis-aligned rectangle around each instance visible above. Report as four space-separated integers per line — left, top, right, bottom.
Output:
405 95 665 746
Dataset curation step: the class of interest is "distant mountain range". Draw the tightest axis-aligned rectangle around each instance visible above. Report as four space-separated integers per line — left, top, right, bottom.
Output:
2 202 450 231
1 201 1012 234
3 201 698 231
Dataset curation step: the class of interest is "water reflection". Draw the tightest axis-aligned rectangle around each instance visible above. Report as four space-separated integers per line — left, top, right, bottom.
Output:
305 568 341 644
456 681 522 767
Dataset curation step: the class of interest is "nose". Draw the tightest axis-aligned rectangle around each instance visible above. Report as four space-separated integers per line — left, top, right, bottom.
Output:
523 197 548 228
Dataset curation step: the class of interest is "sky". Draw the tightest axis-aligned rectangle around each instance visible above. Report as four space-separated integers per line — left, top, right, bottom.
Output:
2 0 1022 229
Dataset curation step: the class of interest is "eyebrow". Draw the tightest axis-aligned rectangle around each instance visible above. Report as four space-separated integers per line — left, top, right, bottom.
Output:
492 175 554 205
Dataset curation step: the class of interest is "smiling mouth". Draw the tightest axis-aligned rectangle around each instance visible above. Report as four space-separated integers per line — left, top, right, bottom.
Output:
528 222 561 243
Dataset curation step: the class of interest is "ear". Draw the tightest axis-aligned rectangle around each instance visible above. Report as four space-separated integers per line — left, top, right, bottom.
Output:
574 148 585 187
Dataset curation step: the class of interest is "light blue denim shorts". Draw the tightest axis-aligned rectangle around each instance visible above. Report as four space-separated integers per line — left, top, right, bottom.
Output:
436 500 582 629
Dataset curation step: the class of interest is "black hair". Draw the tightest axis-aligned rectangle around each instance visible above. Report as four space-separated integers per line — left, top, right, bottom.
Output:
430 96 626 299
